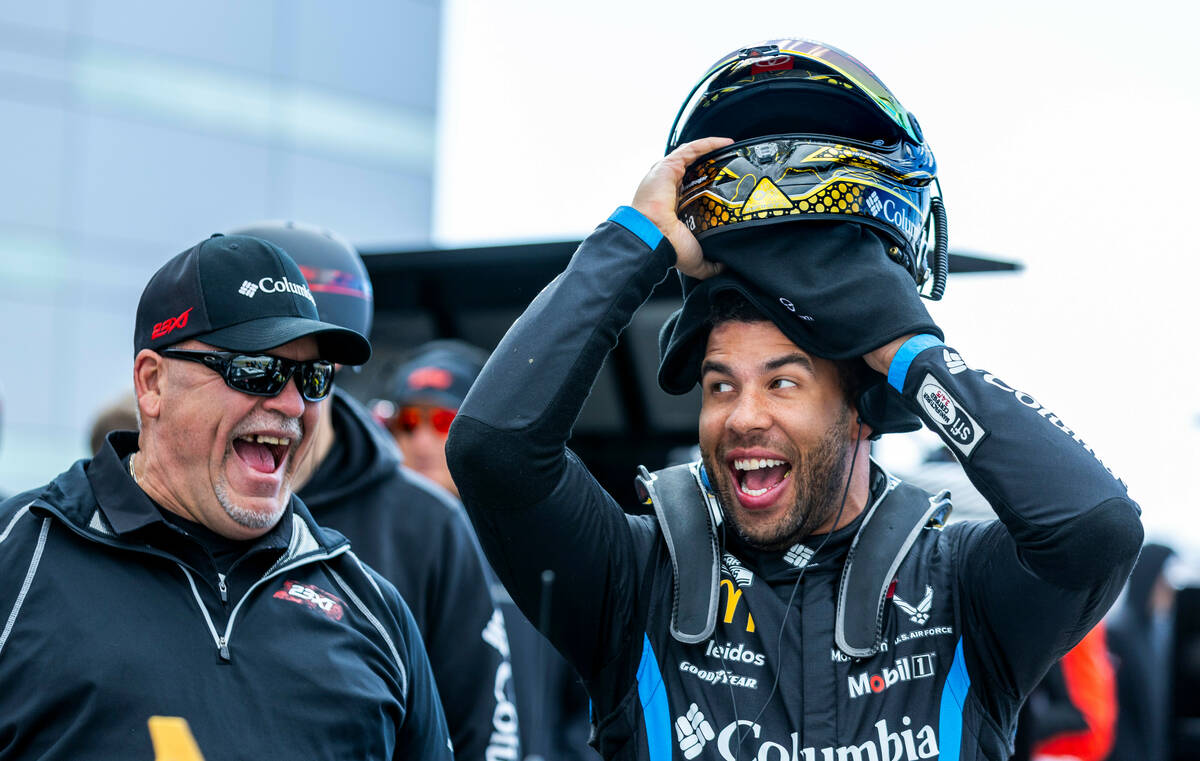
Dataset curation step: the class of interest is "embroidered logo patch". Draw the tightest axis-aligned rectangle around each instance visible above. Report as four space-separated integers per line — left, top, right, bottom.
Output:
848 652 937 698
722 552 754 588
151 307 194 340
784 544 815 569
892 584 934 625
273 580 344 621
676 703 716 758
917 374 986 457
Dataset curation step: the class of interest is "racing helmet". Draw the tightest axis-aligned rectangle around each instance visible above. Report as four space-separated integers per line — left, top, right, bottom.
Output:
227 221 374 339
668 39 947 299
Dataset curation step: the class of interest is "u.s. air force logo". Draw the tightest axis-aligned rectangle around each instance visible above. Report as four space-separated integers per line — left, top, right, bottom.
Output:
892 585 933 625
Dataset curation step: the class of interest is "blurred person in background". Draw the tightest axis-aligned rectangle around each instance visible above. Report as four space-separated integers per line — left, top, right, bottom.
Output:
230 221 521 761
88 390 139 455
382 341 490 498
1015 624 1117 761
0 234 450 759
381 340 596 761
1104 542 1176 761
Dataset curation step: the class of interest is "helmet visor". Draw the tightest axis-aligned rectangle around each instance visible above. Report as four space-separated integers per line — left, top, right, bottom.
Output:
677 135 933 275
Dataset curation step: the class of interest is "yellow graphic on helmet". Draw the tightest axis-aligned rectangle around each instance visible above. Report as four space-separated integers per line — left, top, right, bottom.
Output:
742 178 793 215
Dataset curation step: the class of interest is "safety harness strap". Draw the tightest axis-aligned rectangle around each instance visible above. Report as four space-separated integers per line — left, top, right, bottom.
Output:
836 481 951 657
636 461 950 655
634 463 721 644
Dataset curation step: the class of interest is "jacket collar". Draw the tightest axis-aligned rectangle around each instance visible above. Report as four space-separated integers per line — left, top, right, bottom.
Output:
88 431 161 534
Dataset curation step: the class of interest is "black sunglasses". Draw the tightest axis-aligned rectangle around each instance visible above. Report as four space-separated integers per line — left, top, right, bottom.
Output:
160 349 334 402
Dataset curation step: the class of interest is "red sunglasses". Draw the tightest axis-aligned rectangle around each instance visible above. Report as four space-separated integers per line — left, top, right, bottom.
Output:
390 405 457 435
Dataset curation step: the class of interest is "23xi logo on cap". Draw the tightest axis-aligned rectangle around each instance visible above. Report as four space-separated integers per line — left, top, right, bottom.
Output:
151 307 194 340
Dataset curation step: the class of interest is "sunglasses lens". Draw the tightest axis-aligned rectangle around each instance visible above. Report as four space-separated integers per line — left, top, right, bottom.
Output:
430 408 456 434
393 406 456 434
226 355 288 395
298 361 334 401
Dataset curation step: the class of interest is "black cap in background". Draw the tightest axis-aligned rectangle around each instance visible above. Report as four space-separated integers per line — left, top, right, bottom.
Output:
225 221 373 339
389 340 489 409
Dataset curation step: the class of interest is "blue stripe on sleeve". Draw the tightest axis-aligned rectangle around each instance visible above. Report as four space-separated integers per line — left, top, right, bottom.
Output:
887 333 945 392
636 634 671 761
609 206 664 250
937 637 971 761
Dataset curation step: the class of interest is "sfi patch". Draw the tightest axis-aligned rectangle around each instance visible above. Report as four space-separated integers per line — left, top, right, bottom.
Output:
273 580 345 621
917 374 986 457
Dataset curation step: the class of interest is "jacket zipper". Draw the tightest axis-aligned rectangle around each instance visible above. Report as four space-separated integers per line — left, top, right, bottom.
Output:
34 501 350 665
180 546 350 662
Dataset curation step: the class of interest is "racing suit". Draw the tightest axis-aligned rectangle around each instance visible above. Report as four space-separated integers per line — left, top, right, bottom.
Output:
445 208 1143 761
0 431 452 760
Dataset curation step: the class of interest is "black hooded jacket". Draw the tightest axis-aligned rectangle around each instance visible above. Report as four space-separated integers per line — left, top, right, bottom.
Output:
0 432 451 760
299 389 521 761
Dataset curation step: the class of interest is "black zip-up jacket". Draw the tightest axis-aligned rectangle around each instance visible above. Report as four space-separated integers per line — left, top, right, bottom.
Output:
299 389 522 761
0 431 451 761
445 209 1144 761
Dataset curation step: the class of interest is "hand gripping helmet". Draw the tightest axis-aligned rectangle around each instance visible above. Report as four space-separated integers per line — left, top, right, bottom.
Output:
667 38 948 299
227 221 374 339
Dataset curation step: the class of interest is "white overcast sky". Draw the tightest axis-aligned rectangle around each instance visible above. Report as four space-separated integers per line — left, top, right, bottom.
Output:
434 0 1200 550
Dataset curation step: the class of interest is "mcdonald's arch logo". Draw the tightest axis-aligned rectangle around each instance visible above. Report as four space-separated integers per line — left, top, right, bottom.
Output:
720 578 755 633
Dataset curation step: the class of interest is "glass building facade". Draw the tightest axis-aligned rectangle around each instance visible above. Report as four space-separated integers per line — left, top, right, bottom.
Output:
0 1 441 493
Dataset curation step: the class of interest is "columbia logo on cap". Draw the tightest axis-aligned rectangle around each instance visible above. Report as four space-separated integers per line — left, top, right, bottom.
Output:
237 276 316 305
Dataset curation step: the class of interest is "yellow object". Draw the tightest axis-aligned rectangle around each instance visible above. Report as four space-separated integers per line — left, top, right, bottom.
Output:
148 716 206 761
741 177 793 215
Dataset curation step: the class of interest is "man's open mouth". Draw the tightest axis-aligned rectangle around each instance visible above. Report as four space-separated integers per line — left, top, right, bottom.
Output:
732 457 792 497
232 434 292 474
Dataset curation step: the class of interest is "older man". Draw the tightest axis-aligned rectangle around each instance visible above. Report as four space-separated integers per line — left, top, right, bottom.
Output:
0 234 451 760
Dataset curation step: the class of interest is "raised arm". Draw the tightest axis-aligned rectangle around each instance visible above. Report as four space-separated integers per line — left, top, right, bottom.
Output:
876 336 1142 702
446 138 731 680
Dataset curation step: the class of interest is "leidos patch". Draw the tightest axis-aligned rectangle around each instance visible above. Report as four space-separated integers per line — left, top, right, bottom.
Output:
917 374 986 457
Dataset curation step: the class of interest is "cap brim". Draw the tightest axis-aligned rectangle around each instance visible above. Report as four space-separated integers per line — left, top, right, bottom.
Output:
657 275 923 435
199 316 371 365
658 276 804 395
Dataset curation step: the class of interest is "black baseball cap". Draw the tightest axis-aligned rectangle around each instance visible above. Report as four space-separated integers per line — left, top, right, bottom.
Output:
389 340 489 409
134 234 371 365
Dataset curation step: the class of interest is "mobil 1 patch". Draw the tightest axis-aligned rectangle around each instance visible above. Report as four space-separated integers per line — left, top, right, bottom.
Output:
917 374 987 457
